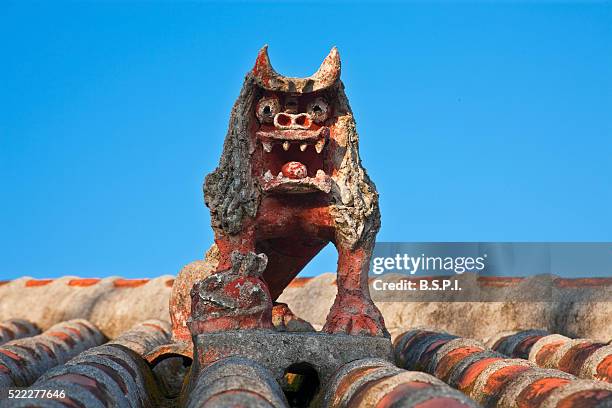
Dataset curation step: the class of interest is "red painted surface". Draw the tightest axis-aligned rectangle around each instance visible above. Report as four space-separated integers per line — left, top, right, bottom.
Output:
419 338 455 370
0 349 23 362
47 331 76 347
434 347 484 381
597 354 612 382
456 357 502 391
396 331 435 366
252 47 272 88
287 277 312 288
482 365 531 394
281 161 308 179
556 389 612 408
189 252 273 334
514 335 546 359
37 343 56 359
25 279 53 287
63 327 85 341
68 278 101 287
477 277 524 287
516 377 572 408
373 381 432 408
113 278 149 288
534 341 565 366
344 373 399 406
333 366 384 403
558 342 606 375
554 277 612 288
86 361 129 393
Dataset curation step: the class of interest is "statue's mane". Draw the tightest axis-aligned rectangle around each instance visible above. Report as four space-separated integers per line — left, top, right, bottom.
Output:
328 83 380 248
204 75 260 235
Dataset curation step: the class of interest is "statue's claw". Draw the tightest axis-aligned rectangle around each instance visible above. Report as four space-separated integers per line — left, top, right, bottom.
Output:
323 295 389 338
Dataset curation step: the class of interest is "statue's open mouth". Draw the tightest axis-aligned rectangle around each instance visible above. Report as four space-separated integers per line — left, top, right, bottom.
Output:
256 127 331 194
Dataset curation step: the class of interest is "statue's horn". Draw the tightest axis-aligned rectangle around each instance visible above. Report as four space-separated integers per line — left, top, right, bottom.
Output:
251 45 341 93
252 45 277 79
312 47 341 85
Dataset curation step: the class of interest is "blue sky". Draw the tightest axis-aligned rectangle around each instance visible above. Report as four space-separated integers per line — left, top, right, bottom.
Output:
1 1 610 279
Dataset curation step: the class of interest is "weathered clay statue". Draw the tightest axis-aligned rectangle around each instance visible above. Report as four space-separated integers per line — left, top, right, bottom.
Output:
192 46 388 338
190 251 272 333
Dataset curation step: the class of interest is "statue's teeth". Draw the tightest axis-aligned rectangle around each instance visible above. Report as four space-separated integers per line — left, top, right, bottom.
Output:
283 141 290 151
277 172 284 179
316 169 326 178
262 141 273 153
315 139 325 154
300 143 308 152
263 170 273 181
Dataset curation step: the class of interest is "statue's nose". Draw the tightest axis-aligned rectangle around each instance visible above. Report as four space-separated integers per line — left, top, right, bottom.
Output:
274 112 311 130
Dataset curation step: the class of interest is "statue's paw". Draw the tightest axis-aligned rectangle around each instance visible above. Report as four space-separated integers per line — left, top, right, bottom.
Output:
323 311 387 337
272 303 314 332
323 298 389 337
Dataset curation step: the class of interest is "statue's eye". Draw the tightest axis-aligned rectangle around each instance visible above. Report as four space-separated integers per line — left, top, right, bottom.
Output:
256 97 280 124
307 97 330 123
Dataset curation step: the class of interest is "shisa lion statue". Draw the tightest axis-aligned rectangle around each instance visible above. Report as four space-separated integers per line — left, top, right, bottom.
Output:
186 46 388 339
154 47 388 356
